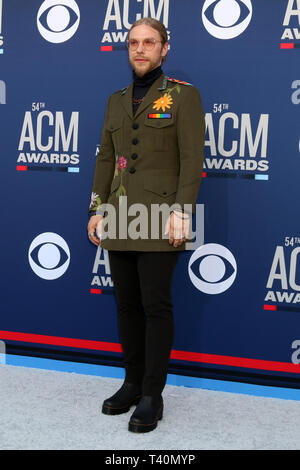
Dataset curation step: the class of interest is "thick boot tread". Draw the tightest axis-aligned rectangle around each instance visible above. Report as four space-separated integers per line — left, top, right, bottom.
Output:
128 405 163 433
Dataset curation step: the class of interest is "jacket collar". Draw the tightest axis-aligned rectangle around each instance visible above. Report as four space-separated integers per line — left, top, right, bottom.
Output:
121 74 168 120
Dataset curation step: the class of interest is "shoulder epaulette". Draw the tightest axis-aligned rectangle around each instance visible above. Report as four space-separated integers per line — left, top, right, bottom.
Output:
112 86 128 96
167 77 193 87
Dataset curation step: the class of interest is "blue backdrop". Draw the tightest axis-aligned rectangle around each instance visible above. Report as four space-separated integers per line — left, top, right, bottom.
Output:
1 0 300 387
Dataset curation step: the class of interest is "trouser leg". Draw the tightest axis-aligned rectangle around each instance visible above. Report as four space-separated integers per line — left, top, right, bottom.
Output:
137 251 180 396
108 250 145 385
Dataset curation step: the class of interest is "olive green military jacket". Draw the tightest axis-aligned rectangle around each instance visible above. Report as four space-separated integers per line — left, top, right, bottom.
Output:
89 73 205 251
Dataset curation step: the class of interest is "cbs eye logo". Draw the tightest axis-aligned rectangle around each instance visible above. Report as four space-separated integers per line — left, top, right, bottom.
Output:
202 0 252 40
28 233 70 280
188 243 237 294
37 0 80 44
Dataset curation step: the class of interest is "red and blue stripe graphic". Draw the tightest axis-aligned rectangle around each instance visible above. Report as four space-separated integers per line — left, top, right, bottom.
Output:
280 43 300 49
16 165 79 173
1 329 300 375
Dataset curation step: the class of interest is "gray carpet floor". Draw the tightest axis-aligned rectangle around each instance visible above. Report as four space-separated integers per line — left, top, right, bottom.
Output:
0 364 299 450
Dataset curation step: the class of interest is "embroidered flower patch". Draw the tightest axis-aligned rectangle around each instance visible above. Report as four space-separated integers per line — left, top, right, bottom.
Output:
153 93 173 112
89 192 101 211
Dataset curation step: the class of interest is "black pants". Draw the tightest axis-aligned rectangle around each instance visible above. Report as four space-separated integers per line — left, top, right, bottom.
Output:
108 250 180 396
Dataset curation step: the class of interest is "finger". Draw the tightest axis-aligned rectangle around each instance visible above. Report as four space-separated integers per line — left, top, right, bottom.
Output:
174 222 184 241
173 238 184 247
87 225 100 246
173 227 186 246
183 221 190 240
89 233 100 246
164 216 170 235
169 216 175 244
88 216 103 246
87 220 96 234
96 219 103 239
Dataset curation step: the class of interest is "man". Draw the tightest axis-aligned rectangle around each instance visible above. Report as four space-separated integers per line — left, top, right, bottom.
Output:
87 17 205 433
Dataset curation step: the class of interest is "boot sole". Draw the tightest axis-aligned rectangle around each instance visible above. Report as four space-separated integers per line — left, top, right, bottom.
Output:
102 396 142 415
128 406 163 433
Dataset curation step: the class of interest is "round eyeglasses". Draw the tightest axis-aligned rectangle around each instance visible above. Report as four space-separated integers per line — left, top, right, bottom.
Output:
126 38 163 51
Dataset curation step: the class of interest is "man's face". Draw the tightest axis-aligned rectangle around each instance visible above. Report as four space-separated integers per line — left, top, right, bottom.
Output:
128 24 168 77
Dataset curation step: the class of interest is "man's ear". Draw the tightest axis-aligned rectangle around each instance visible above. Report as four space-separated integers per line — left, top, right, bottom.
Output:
161 41 169 59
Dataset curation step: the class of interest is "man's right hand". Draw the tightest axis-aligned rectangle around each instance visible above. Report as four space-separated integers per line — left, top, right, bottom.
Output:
87 215 103 246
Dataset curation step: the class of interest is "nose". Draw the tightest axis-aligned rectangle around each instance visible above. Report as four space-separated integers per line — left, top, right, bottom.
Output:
136 41 144 53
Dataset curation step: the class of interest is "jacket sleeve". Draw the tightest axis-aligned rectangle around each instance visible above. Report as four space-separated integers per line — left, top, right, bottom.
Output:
174 86 205 215
88 96 115 217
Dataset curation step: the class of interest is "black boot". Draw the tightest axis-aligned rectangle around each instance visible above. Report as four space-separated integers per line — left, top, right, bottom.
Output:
102 381 142 415
128 395 163 433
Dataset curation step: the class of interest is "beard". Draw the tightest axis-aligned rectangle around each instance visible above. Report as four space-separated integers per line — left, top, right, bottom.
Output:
129 55 161 78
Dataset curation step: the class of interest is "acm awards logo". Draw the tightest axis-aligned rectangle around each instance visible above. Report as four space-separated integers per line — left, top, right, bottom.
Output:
37 0 80 43
265 238 300 310
202 0 252 40
281 0 300 47
101 0 170 51
17 103 80 171
204 105 269 179
0 0 4 53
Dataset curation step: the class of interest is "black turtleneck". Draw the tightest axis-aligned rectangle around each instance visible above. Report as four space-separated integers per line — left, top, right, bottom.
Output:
132 65 163 115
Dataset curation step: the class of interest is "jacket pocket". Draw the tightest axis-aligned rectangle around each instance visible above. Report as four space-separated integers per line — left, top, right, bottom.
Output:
144 116 174 151
143 175 178 198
